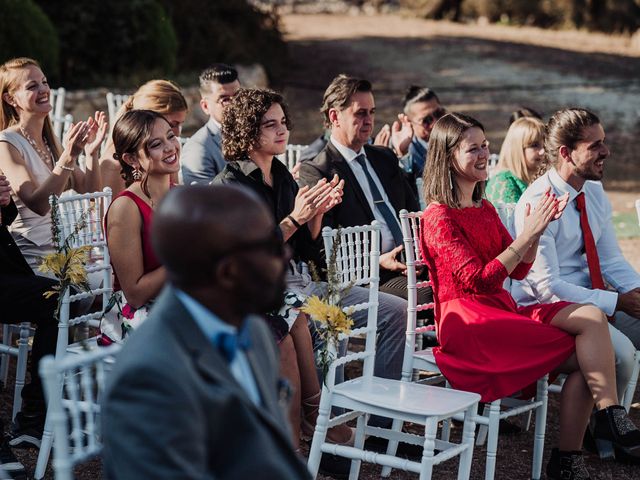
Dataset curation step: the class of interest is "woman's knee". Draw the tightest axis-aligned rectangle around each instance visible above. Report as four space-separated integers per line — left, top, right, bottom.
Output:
575 305 608 331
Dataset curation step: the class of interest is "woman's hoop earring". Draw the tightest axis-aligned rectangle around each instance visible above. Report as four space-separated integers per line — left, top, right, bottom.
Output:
133 167 142 181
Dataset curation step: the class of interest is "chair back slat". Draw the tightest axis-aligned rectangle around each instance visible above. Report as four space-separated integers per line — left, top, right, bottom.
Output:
276 144 308 171
321 222 381 383
106 92 129 124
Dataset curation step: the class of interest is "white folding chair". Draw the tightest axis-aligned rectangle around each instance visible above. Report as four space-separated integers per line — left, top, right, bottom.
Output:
34 188 113 479
277 143 307 171
105 92 129 124
49 87 66 122
389 209 550 480
39 343 120 480
0 322 34 420
51 113 74 143
307 221 481 480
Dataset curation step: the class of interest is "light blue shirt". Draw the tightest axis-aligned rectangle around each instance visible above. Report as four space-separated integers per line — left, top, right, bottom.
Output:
175 290 262 406
330 136 401 253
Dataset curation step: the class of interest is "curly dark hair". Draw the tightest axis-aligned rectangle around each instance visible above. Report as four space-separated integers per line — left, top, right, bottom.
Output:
222 88 292 163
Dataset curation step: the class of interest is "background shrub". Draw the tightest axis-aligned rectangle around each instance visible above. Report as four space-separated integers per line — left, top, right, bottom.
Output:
157 0 287 81
0 0 60 79
35 0 177 88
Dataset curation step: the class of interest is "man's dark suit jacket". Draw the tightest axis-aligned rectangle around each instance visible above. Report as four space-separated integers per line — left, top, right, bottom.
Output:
101 286 311 480
298 140 419 242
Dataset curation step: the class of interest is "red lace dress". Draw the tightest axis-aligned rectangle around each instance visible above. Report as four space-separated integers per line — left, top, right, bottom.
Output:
420 200 575 402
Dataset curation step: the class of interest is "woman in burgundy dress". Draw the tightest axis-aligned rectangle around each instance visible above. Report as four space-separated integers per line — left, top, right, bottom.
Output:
420 112 640 478
101 110 179 344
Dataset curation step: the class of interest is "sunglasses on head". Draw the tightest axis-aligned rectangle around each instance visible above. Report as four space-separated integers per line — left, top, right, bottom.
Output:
418 108 446 127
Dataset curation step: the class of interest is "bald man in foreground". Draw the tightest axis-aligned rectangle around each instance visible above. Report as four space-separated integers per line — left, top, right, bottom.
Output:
101 185 311 479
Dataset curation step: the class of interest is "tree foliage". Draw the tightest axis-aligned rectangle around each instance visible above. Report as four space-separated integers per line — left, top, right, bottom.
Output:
0 0 60 78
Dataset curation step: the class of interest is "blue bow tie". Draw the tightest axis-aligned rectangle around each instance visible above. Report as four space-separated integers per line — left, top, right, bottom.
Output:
212 328 251 362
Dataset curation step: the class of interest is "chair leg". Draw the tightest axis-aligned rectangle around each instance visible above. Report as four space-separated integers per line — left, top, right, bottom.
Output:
419 416 437 480
441 380 452 442
476 403 490 446
532 376 549 480
381 417 404 477
349 414 367 480
483 400 501 480
306 388 331 479
1 325 12 387
622 350 640 412
458 402 478 480
34 414 54 479
12 323 30 420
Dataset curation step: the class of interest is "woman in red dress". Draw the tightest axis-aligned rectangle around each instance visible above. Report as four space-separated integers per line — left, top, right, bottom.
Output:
420 112 640 478
101 110 179 344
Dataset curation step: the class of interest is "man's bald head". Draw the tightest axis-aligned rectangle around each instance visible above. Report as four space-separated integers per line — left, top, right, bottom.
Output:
152 185 274 287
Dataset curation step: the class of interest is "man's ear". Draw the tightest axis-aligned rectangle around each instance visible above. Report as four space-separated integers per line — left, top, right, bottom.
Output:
215 257 237 291
200 97 211 117
328 108 340 127
558 145 572 163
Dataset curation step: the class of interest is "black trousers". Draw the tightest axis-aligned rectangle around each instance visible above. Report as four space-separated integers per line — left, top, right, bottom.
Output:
379 273 434 322
0 273 58 413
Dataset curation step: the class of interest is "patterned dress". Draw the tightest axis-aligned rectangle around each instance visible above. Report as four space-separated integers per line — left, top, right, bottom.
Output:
485 170 527 204
420 200 575 402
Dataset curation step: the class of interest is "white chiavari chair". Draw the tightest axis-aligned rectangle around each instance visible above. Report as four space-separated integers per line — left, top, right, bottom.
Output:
39 344 120 480
277 144 307 171
105 92 129 124
34 188 113 479
307 221 481 480
383 209 550 480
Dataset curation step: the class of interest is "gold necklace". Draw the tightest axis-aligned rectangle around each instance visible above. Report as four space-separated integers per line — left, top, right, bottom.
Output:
19 126 54 168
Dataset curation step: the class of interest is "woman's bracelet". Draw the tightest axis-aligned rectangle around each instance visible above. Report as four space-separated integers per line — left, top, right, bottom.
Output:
59 164 75 172
287 214 302 229
507 245 522 262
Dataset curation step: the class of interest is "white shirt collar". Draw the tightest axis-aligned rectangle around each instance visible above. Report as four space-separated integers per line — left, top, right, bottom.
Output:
330 136 364 162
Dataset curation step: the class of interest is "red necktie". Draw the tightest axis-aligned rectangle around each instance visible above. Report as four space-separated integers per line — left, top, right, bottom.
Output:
575 192 606 290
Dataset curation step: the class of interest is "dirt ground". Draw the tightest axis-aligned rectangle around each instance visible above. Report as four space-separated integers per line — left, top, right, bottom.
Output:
4 11 640 480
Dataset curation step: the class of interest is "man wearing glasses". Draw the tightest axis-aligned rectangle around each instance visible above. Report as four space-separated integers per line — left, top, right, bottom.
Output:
394 86 445 181
181 64 241 185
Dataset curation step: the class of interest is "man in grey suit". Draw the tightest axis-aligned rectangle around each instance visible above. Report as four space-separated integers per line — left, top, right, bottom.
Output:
101 185 311 480
181 64 240 185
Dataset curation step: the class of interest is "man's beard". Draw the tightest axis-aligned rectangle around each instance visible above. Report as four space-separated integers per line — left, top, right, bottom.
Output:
575 156 605 181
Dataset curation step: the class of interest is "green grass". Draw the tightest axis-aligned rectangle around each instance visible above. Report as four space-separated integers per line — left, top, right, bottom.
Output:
613 211 640 238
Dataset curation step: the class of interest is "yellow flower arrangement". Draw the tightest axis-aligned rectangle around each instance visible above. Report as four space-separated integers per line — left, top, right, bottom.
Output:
302 229 354 385
302 296 353 335
38 196 93 318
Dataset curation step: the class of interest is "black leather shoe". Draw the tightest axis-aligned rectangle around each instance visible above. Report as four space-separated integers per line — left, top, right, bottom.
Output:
546 448 591 479
318 453 350 479
592 405 640 460
363 436 423 460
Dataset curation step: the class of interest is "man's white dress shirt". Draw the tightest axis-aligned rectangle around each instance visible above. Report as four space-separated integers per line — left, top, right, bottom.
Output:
512 168 640 316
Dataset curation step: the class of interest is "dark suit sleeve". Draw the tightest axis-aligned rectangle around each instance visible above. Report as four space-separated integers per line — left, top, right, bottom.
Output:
1 199 18 227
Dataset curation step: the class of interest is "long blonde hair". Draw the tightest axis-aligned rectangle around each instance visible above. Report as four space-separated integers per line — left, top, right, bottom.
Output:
497 117 545 184
0 57 62 159
117 79 187 120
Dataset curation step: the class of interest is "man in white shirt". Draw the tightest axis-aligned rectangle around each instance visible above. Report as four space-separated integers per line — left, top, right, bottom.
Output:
513 108 640 400
181 64 240 185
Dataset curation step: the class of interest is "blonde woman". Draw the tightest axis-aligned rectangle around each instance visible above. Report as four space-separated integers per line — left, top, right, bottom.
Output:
486 117 546 204
100 79 187 193
0 57 106 269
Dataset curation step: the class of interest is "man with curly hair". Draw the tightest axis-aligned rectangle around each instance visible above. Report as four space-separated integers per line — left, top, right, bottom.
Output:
181 64 240 185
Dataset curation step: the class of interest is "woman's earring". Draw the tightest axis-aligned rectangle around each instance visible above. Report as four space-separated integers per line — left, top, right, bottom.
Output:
449 169 454 190
133 167 142 181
